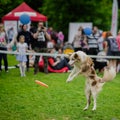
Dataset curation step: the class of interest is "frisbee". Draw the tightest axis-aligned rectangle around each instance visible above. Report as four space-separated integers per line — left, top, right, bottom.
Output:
35 80 48 88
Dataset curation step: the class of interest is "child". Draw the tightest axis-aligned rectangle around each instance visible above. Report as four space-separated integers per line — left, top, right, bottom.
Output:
16 35 28 77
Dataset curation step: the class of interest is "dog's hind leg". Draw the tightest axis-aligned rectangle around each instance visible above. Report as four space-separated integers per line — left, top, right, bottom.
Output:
83 83 91 111
91 91 97 111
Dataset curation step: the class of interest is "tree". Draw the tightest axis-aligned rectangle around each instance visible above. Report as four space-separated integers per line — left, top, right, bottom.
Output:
0 0 119 40
41 0 114 40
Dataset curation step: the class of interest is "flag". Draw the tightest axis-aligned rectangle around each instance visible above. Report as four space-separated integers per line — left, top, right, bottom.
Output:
111 0 118 37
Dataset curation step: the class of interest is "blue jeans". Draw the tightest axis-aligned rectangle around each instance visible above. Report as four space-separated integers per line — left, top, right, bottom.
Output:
53 58 71 70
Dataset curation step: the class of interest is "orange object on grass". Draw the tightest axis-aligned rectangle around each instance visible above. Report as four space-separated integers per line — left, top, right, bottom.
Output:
35 80 48 88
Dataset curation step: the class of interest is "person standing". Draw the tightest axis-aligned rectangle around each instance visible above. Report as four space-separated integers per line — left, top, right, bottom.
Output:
0 24 8 72
105 31 118 69
87 26 100 66
72 26 83 52
87 26 100 55
17 24 32 71
116 30 120 72
57 31 64 47
16 35 28 77
32 21 51 74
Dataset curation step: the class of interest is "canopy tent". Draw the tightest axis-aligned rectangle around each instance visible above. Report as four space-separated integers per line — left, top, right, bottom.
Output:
2 2 47 22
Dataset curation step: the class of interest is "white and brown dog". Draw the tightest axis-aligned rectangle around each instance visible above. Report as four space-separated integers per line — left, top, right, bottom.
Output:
66 51 116 111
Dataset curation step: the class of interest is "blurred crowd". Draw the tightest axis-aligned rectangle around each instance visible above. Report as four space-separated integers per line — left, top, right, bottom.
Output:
0 22 120 77
72 26 120 73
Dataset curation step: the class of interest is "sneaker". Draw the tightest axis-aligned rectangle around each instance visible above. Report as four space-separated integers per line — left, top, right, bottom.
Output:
23 74 26 77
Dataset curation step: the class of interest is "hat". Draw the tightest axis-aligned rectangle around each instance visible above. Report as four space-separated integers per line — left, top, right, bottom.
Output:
102 31 107 38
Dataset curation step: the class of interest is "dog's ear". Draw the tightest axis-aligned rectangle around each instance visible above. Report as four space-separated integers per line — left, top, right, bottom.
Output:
74 53 78 59
74 53 81 61
87 57 94 66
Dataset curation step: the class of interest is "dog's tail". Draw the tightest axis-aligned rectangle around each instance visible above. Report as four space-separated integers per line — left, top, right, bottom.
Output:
101 67 116 82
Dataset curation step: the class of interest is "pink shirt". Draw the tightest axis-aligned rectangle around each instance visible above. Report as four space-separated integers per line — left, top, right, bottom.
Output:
0 32 5 42
116 34 120 51
58 32 64 41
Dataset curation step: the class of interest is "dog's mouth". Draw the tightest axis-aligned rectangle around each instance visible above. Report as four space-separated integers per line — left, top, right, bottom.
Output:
69 60 76 66
69 62 74 66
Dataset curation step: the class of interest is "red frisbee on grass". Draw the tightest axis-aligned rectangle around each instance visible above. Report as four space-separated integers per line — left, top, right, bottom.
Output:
35 80 48 88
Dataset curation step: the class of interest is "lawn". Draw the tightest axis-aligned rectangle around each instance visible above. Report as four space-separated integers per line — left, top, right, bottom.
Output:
0 55 120 120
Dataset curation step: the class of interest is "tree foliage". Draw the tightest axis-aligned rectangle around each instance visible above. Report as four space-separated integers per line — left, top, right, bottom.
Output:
0 0 119 40
41 0 116 39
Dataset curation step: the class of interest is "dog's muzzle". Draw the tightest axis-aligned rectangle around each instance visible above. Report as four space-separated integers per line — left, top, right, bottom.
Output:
69 60 76 66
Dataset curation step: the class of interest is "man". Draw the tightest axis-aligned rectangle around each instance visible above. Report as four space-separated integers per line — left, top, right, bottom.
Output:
32 21 51 74
87 26 101 66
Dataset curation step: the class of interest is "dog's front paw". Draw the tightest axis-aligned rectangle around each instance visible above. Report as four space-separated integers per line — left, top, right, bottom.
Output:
66 78 72 83
83 107 88 111
66 80 71 83
92 107 96 111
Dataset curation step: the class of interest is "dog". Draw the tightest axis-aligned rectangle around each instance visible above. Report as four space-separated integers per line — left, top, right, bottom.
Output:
66 51 116 111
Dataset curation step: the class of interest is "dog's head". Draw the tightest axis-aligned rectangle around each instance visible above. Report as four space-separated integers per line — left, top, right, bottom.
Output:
68 51 89 66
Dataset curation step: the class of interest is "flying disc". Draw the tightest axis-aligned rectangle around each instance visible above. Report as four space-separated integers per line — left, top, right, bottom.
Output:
35 80 48 88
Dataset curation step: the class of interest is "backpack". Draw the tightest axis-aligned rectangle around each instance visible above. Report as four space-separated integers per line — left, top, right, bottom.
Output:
109 38 119 52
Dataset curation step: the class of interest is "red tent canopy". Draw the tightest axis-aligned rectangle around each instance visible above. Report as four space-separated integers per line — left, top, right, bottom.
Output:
2 2 47 22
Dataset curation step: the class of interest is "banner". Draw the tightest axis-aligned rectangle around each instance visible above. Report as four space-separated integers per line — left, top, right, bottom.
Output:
4 20 18 36
68 22 92 43
111 0 118 37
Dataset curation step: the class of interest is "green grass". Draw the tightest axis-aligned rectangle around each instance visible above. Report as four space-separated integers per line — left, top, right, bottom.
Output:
0 55 120 120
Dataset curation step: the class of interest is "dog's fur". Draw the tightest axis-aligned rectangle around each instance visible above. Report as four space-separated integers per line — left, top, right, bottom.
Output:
66 51 116 111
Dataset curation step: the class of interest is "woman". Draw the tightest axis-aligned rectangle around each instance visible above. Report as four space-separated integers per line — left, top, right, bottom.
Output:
48 48 71 71
17 24 32 72
105 31 119 69
116 30 120 72
0 24 8 72
72 26 84 52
